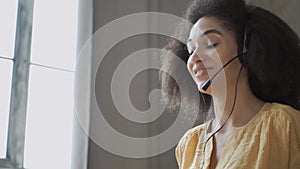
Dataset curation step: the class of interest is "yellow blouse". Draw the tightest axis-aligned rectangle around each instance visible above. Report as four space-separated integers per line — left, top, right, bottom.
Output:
175 102 300 169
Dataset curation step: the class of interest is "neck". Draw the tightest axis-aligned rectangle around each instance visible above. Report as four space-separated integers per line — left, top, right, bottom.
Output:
211 70 265 134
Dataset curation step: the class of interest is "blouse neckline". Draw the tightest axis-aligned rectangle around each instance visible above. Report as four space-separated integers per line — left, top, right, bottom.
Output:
231 102 270 131
204 102 270 136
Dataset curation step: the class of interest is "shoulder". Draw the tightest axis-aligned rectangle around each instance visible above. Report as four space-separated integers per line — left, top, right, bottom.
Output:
265 103 300 165
176 122 206 148
260 103 300 145
261 102 300 123
244 102 300 135
175 122 207 165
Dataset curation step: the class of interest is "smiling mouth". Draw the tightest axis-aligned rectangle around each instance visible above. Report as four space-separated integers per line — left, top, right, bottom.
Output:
194 69 208 78
194 67 213 78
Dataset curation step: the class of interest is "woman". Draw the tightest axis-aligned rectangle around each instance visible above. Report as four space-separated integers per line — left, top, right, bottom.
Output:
160 0 300 168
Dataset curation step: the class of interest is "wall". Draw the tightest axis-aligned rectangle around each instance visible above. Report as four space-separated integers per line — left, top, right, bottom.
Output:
88 0 188 169
251 0 300 35
87 0 300 169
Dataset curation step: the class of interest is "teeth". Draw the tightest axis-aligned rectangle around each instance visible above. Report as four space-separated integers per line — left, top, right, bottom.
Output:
196 70 204 76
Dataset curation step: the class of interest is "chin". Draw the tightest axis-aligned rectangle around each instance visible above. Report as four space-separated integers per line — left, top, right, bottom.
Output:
197 82 211 95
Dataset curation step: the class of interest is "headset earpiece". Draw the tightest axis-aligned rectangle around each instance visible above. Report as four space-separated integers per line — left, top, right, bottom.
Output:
238 22 250 65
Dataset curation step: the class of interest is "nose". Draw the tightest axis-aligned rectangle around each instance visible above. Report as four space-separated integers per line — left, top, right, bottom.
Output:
187 49 204 73
189 50 204 64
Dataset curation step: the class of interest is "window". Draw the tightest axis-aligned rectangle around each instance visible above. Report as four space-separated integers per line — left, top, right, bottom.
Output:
0 0 18 58
24 66 74 169
0 0 18 159
0 60 13 158
0 0 78 168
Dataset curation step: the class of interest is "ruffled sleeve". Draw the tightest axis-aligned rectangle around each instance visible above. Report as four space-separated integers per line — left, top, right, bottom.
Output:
287 107 300 168
175 125 203 168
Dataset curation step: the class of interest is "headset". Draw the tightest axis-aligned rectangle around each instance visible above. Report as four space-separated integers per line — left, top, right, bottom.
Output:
201 22 249 91
200 22 250 169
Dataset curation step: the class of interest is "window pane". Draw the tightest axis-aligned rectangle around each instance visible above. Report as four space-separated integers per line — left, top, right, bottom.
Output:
24 65 74 169
30 0 78 71
0 0 18 58
0 59 13 158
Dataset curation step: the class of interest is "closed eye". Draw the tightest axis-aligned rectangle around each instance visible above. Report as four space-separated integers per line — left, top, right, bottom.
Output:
206 42 219 49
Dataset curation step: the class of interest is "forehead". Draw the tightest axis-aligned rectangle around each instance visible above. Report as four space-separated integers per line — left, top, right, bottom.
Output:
193 17 223 32
188 17 226 42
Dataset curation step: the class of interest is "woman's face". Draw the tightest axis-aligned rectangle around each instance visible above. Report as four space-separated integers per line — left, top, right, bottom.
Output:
186 16 241 95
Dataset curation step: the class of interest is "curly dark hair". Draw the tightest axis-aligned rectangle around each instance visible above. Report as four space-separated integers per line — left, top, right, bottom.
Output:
159 0 300 116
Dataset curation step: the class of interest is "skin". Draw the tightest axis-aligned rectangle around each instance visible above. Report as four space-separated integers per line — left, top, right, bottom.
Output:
186 16 265 168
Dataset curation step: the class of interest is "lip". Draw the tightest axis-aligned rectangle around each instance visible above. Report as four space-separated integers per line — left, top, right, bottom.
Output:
194 69 207 78
192 64 213 79
193 65 205 74
193 65 211 74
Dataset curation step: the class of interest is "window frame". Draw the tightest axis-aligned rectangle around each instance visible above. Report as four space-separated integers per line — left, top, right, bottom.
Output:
0 0 34 168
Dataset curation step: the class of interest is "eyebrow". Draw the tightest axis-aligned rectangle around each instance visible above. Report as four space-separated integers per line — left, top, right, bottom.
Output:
187 29 223 44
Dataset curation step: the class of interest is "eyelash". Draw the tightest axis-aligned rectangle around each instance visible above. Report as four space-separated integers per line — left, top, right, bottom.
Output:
206 42 219 49
188 42 219 56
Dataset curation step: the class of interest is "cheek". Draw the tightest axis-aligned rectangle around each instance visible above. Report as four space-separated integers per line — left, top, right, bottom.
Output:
209 46 234 66
186 58 193 75
221 41 238 60
205 49 224 67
